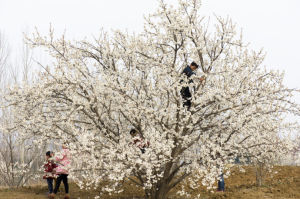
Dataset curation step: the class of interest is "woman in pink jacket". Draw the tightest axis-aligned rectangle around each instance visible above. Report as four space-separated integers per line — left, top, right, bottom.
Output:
50 143 71 199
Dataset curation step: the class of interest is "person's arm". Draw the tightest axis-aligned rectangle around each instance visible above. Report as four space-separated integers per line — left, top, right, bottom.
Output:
44 163 51 172
198 76 206 85
182 67 189 76
51 163 57 173
55 151 66 162
52 162 58 168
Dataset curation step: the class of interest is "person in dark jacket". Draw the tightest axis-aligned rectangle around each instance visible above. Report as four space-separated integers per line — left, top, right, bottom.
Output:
180 62 199 109
217 173 225 192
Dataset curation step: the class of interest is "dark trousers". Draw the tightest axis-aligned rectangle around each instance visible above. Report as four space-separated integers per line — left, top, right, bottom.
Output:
46 178 53 193
181 87 192 110
53 174 69 194
217 173 225 191
183 98 191 109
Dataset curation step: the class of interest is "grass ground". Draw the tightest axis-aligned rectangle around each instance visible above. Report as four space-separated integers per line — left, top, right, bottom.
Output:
0 166 299 199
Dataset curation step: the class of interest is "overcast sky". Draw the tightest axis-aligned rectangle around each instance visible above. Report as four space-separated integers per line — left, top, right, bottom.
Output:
0 0 300 91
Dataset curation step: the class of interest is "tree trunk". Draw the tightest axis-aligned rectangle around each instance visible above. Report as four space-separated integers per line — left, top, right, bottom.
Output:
20 141 25 186
255 162 264 186
145 183 169 199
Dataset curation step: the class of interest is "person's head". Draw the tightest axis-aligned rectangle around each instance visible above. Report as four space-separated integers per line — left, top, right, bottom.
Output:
46 151 51 160
62 142 68 149
190 61 199 71
130 129 137 137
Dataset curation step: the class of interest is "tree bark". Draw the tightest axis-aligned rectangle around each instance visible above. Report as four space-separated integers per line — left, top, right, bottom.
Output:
145 183 169 199
255 162 264 186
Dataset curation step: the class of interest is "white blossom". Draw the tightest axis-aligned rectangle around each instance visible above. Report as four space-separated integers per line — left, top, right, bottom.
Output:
1 0 299 198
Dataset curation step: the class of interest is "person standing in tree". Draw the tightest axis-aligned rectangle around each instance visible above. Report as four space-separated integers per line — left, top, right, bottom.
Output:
180 61 199 109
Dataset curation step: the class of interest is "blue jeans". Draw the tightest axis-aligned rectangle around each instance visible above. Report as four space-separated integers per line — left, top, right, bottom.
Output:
46 178 53 193
217 173 225 191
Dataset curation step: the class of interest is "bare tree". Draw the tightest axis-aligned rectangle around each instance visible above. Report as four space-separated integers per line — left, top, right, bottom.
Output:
0 32 9 87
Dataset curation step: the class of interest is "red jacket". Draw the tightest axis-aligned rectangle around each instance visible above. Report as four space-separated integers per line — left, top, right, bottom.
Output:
43 161 57 179
132 136 150 149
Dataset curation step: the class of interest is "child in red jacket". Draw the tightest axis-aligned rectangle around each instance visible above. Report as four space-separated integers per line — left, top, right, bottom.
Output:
43 151 57 195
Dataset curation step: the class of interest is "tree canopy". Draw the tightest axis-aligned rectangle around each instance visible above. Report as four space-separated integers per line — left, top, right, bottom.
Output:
1 0 299 198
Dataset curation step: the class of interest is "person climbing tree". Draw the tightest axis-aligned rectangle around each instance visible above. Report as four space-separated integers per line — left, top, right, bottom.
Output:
129 129 149 154
180 61 199 110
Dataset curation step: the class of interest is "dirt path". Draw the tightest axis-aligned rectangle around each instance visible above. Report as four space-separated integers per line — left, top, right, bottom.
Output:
1 166 299 199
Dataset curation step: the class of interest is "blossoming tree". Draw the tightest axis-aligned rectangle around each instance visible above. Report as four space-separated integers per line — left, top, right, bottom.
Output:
0 32 46 187
2 0 299 198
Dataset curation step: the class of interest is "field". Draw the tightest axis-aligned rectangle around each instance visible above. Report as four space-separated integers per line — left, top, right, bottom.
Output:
0 166 299 199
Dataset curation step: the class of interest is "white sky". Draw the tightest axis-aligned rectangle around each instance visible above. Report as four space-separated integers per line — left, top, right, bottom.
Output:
0 0 300 90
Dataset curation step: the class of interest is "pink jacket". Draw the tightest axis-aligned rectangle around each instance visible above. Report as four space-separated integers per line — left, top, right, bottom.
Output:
55 149 71 174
